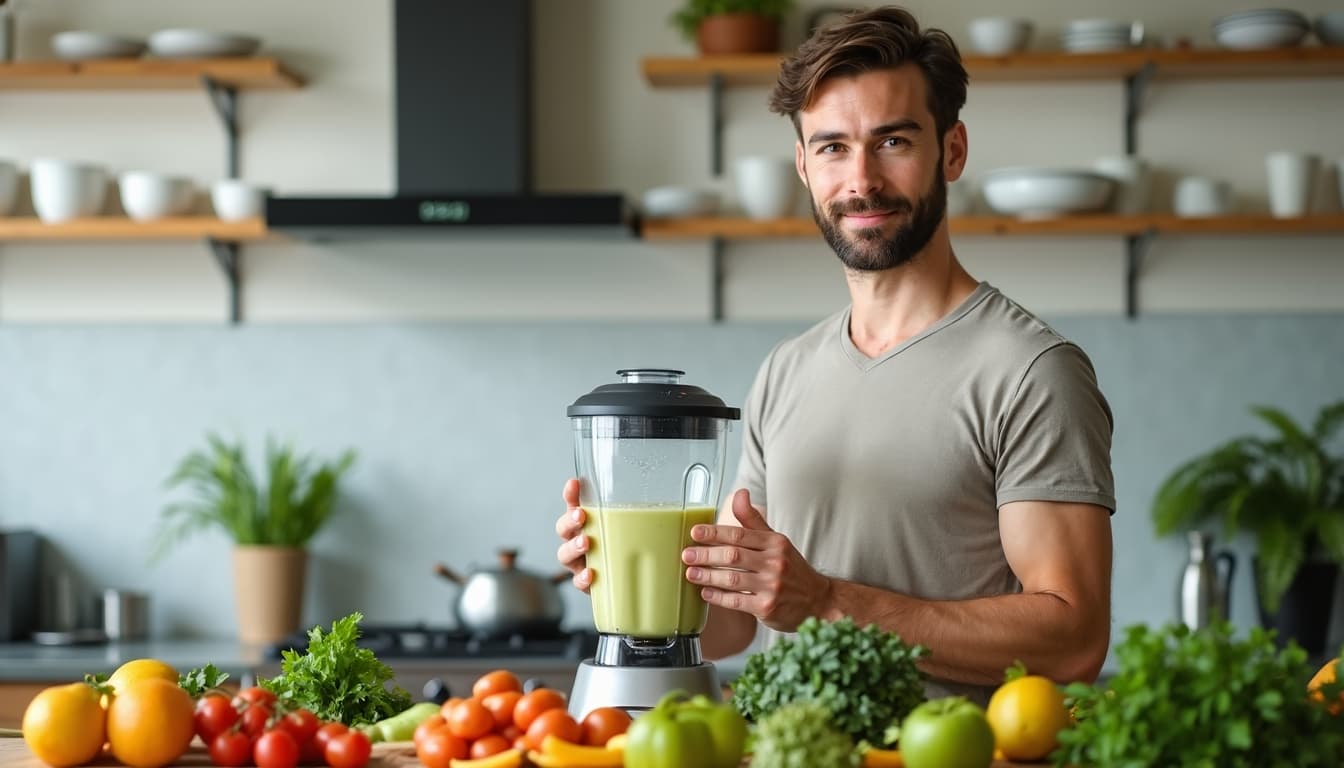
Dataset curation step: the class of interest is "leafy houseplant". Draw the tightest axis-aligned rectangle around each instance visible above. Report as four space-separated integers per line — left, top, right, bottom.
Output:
1152 401 1344 649
156 434 356 644
671 0 795 55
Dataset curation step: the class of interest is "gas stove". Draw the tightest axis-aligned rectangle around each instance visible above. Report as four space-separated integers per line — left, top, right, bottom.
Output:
266 623 600 661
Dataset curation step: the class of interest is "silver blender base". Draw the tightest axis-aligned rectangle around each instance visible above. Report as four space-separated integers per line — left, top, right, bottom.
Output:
568 658 720 718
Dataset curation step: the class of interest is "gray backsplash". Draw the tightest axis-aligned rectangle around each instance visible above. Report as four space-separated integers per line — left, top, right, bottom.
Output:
2 312 1342 669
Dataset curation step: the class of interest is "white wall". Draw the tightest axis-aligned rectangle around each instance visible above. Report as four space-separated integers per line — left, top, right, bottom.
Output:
1 0 1343 323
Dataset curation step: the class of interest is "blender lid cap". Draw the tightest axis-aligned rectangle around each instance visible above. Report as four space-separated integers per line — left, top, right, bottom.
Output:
567 368 741 420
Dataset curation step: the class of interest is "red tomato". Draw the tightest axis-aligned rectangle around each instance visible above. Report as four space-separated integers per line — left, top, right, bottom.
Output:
472 669 523 699
254 729 300 768
415 729 469 768
512 688 567 731
413 714 448 749
313 722 349 753
524 709 582 752
580 707 632 746
195 694 241 742
469 734 512 758
234 686 278 708
446 698 494 741
481 691 523 730
324 731 372 768
240 703 272 738
209 730 253 767
277 708 320 746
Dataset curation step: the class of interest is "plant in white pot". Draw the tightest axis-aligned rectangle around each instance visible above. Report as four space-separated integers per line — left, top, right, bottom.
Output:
154 434 356 645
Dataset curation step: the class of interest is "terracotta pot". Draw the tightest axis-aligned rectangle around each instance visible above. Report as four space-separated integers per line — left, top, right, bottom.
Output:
233 546 307 645
696 13 780 55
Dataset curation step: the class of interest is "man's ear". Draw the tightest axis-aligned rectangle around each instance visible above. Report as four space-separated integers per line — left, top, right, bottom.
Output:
795 140 807 187
943 121 968 183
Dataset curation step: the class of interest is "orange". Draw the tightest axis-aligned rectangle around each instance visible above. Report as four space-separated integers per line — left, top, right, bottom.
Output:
106 677 195 767
21 682 107 767
1308 658 1342 715
985 674 1071 761
107 658 179 695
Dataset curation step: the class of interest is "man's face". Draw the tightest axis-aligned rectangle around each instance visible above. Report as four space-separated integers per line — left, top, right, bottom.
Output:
794 66 965 272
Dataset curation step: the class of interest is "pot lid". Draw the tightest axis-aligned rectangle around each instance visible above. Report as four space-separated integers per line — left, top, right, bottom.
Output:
567 369 740 420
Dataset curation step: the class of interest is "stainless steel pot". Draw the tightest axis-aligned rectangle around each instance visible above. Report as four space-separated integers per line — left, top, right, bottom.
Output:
433 549 569 637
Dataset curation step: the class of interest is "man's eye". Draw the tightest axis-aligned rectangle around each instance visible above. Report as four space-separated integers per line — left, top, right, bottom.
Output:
882 136 909 148
820 143 844 154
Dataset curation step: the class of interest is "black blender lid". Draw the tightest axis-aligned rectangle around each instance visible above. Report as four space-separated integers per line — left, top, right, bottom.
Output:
567 368 740 420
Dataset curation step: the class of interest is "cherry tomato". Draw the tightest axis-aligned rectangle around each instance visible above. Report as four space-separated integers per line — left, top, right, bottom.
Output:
413 714 448 749
512 688 567 731
472 669 522 699
209 730 253 767
324 731 372 768
234 686 278 708
240 703 272 738
254 729 300 768
580 706 632 746
481 691 523 729
469 734 512 758
415 729 469 768
524 708 581 752
446 698 494 741
277 708 320 746
512 735 527 752
439 697 464 718
500 724 522 743
195 693 241 743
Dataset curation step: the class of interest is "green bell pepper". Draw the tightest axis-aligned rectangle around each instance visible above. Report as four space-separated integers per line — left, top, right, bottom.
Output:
624 691 747 768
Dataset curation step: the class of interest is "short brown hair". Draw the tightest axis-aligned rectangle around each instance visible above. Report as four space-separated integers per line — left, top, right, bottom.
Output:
769 6 967 139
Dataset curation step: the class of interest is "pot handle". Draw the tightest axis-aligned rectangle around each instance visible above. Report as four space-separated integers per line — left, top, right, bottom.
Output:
551 570 574 585
433 563 466 585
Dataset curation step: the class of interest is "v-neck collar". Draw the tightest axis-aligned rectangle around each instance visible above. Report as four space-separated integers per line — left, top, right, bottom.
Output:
838 282 996 371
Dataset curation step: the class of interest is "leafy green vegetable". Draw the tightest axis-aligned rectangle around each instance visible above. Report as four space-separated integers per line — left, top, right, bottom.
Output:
260 612 411 726
731 616 928 744
179 664 231 698
1054 622 1344 767
750 701 859 768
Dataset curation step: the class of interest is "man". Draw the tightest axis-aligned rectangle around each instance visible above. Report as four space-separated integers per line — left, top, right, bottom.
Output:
557 6 1114 703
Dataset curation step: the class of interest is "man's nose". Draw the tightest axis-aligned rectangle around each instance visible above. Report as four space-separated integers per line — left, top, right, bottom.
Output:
847 151 883 197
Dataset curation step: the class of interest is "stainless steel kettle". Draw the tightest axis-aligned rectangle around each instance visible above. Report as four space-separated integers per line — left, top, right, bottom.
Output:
1179 530 1237 630
433 549 569 637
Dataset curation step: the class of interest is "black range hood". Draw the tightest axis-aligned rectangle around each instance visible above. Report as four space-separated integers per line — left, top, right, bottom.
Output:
266 0 633 240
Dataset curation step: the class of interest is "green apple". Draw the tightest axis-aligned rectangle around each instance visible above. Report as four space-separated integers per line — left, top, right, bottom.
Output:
899 696 995 768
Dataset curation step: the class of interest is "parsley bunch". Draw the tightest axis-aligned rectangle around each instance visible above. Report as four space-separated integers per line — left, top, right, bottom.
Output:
731 616 928 744
260 612 411 726
1054 622 1344 767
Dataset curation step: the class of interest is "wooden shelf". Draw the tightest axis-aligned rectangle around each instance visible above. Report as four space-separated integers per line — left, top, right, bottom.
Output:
642 46 1344 87
641 213 1344 240
0 216 269 241
0 57 304 90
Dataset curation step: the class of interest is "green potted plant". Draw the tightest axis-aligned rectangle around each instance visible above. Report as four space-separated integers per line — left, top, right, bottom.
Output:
154 434 356 645
1152 400 1344 655
671 0 795 55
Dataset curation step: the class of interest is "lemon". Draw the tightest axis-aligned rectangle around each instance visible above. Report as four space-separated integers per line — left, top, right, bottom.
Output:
985 674 1071 761
22 682 107 767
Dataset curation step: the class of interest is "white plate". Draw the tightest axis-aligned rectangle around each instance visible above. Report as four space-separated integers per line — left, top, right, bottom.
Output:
51 31 146 60
148 29 261 58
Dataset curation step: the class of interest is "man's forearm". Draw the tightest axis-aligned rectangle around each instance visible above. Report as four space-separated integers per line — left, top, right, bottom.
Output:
700 604 758 660
820 580 1109 686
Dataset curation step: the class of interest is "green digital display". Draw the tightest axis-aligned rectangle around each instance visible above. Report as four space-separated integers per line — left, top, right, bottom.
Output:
418 200 471 223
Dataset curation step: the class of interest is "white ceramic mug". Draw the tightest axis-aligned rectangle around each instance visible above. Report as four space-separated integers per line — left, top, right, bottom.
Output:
735 156 797 220
119 171 188 222
1173 176 1232 217
211 179 269 221
0 160 17 216
1093 155 1150 215
1265 151 1320 218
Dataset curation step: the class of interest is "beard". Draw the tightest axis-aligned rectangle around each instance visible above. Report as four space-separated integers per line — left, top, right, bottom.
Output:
810 163 947 272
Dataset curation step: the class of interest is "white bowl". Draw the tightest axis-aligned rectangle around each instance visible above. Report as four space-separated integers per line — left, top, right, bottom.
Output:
981 168 1116 217
1215 9 1308 27
119 171 188 221
148 29 260 58
967 17 1032 56
641 186 719 218
51 31 146 60
1316 11 1344 45
30 159 107 223
0 161 17 217
211 180 268 221
1213 18 1308 49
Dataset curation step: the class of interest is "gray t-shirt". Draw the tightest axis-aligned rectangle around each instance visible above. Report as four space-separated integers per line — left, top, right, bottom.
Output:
730 282 1115 702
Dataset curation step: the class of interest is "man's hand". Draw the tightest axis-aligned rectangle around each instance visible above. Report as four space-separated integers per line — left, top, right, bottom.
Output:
682 488 832 633
555 478 592 592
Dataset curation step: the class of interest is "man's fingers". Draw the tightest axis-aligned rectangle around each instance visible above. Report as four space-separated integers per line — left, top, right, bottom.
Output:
731 488 770 530
572 567 592 593
687 523 773 550
556 532 588 568
555 506 585 538
563 477 581 508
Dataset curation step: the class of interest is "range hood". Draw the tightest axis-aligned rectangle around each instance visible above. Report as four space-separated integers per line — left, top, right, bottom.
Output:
266 0 632 240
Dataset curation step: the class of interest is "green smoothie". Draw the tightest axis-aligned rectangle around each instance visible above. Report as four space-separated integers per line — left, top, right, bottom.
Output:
583 504 717 637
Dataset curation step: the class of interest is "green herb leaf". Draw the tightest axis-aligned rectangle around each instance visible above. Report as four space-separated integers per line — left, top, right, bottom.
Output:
179 664 231 699
259 612 411 726
1003 660 1029 683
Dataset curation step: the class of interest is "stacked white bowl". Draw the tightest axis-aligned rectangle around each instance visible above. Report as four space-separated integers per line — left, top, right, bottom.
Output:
119 171 194 221
1213 9 1309 49
981 168 1116 218
967 17 1033 56
1061 19 1139 52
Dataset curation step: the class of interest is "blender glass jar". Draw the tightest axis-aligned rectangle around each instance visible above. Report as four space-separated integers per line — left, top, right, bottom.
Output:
569 369 739 638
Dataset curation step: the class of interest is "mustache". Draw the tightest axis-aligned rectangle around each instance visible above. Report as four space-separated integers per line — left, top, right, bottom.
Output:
828 194 914 219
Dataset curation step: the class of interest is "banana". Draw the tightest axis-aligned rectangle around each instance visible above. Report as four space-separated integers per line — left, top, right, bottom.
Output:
862 747 905 767
448 747 524 768
538 734 625 766
604 733 627 751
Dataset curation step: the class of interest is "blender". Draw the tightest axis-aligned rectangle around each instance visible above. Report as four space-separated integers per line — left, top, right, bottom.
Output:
566 369 740 717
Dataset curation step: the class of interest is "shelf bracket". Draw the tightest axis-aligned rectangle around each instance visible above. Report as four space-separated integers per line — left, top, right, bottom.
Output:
201 75 239 178
1125 228 1155 319
710 71 724 176
1123 62 1156 156
207 238 242 324
711 236 725 322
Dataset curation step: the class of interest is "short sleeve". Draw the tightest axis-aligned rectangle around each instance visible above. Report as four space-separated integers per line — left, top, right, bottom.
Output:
995 343 1116 513
728 349 775 510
